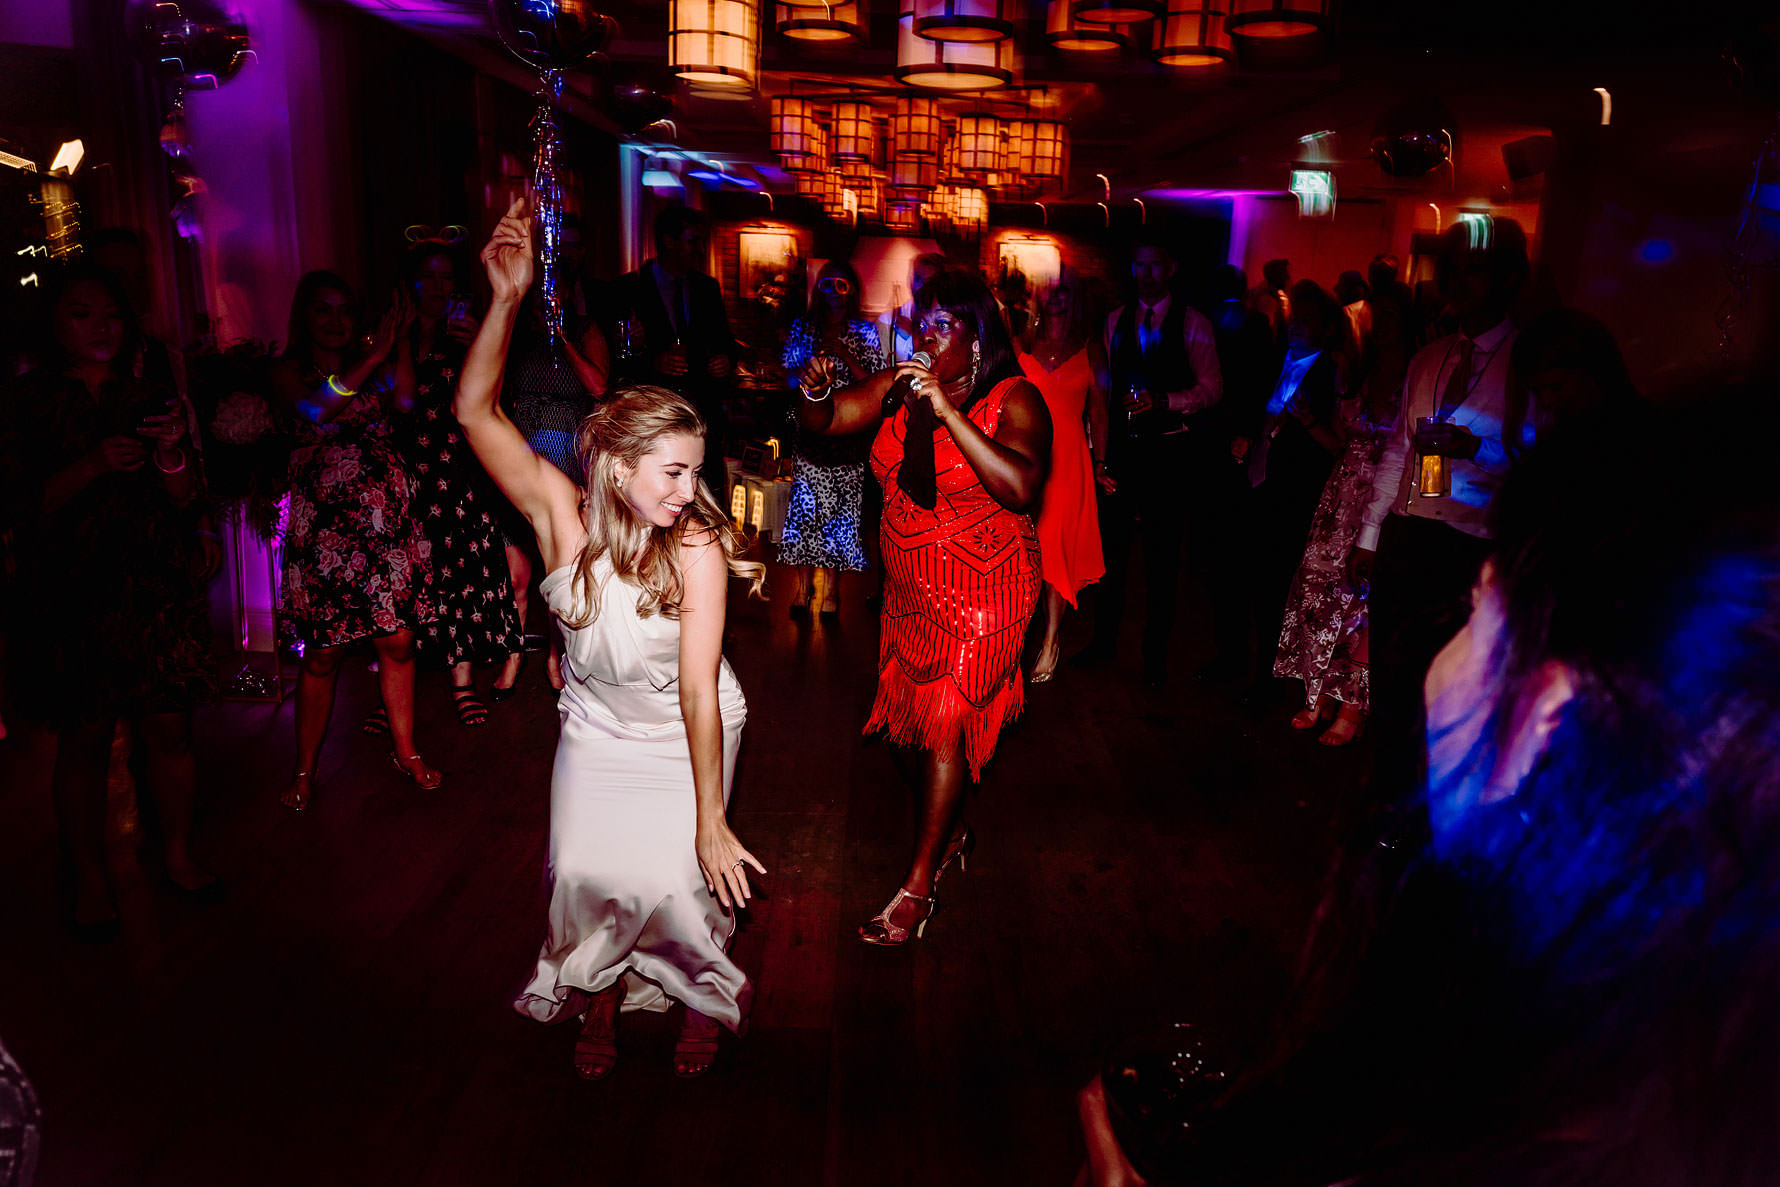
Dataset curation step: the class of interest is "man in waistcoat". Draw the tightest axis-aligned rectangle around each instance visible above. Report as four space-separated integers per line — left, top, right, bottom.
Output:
609 205 738 476
1076 234 1223 688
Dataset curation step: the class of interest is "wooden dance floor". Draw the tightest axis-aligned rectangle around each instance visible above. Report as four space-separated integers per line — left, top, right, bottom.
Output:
0 568 1367 1186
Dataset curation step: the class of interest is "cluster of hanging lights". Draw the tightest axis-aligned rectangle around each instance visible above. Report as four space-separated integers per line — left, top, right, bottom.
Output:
744 0 1333 227
1043 0 1321 67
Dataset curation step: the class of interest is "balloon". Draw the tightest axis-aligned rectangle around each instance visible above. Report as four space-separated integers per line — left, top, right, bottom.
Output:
609 83 675 136
133 0 254 90
1371 98 1455 179
489 0 617 74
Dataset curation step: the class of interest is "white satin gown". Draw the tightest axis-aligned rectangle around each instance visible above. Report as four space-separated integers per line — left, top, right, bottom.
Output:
512 558 752 1033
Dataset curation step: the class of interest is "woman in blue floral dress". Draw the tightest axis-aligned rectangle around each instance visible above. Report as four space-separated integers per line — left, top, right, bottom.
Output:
777 260 883 617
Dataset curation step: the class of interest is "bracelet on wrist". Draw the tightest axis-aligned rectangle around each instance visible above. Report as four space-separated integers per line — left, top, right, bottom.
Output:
154 448 188 475
325 374 357 398
800 383 833 404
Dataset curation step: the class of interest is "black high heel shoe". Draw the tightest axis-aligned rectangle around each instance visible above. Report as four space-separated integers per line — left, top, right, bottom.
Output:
490 653 527 703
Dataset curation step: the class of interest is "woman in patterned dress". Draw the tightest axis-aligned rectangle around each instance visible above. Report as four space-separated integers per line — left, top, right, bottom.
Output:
799 268 1052 945
777 259 883 618
275 271 440 808
392 239 524 726
1271 287 1411 747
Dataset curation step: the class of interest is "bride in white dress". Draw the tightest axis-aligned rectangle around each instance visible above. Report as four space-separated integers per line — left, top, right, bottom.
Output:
455 198 767 1080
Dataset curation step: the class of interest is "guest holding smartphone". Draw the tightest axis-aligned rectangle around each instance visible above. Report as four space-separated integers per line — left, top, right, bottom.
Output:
0 263 220 937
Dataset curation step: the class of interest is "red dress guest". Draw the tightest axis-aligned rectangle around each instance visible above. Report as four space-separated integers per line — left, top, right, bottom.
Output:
1016 268 1110 681
869 374 1042 771
797 267 1052 948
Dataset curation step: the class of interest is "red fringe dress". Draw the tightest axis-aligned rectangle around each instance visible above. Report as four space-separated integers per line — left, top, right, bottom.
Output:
866 377 1042 780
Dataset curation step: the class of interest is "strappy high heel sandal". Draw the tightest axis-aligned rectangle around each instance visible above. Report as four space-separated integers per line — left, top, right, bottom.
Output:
281 770 316 812
450 683 489 727
1319 704 1367 748
933 827 975 889
574 983 622 1081
1290 697 1335 732
858 886 937 946
673 1006 723 1079
389 753 443 789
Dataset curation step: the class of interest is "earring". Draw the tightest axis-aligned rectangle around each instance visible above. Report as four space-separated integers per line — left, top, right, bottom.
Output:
968 340 981 391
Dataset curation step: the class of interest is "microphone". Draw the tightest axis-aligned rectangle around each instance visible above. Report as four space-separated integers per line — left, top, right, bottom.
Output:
882 350 934 417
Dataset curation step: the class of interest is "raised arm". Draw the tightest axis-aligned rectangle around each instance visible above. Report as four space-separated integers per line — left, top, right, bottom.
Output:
452 197 585 570
679 527 765 911
795 354 897 436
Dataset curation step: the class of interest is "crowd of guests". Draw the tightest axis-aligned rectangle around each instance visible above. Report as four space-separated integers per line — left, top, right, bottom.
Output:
10 195 1780 1185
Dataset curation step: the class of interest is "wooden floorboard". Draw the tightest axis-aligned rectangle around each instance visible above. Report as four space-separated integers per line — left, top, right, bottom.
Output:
0 560 1368 1186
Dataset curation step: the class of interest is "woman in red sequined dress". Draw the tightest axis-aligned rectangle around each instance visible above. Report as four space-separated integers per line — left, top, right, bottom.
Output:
798 268 1052 945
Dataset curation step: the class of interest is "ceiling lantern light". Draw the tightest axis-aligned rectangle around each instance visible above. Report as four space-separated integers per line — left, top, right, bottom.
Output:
891 96 943 159
886 201 921 232
896 8 1015 91
777 0 864 42
912 0 1014 43
1046 0 1133 49
954 114 1005 174
1071 0 1163 26
781 118 831 173
831 100 878 162
669 0 760 92
1153 2 1233 65
1225 0 1327 38
1013 118 1067 182
771 96 822 160
953 186 988 235
890 153 940 193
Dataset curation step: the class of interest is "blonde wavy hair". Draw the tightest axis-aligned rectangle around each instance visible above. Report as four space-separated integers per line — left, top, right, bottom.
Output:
558 385 765 628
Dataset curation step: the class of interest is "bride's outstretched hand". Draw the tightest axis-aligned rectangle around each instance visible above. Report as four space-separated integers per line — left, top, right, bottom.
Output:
696 817 767 912
482 194 534 304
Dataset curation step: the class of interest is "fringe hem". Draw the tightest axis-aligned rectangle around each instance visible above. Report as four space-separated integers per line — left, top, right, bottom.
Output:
863 658 1025 781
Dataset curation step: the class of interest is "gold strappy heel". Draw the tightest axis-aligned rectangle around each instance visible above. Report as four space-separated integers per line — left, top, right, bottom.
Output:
858 887 937 946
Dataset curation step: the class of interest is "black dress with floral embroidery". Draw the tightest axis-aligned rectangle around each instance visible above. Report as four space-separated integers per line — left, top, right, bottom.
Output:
280 367 434 648
0 369 214 726
392 336 523 666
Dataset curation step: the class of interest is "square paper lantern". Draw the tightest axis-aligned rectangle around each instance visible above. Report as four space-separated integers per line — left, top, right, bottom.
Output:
669 0 760 91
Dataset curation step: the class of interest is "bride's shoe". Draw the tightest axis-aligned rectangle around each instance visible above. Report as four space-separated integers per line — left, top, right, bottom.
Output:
673 1006 723 1079
574 983 622 1081
858 886 937 946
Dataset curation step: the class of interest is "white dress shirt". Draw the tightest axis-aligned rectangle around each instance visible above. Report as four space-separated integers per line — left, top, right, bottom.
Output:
876 300 918 366
1102 294 1224 417
1357 318 1520 551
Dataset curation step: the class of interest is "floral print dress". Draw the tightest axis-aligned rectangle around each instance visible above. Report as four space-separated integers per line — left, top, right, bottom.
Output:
280 369 434 648
1272 391 1401 710
394 340 523 666
777 318 882 571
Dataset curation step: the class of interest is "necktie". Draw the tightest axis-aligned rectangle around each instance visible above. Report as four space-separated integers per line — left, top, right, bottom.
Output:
1141 306 1156 353
671 276 687 338
1437 337 1474 421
